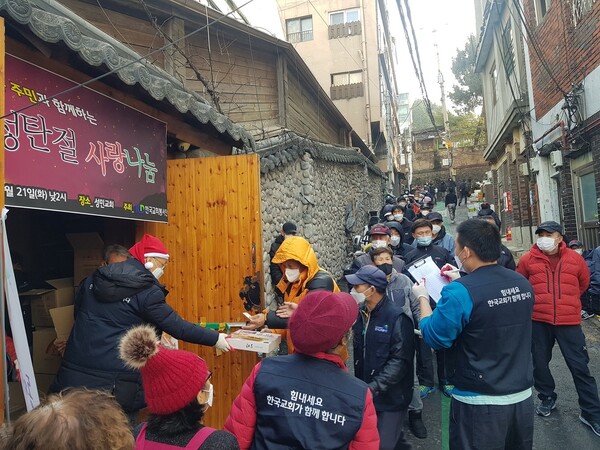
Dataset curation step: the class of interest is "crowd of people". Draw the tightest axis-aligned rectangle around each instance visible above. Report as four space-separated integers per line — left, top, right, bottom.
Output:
3 187 600 449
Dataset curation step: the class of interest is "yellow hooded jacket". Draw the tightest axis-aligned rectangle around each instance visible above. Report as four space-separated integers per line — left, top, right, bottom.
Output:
269 236 339 352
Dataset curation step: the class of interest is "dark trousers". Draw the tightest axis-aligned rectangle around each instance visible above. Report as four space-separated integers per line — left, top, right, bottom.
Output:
532 321 600 418
377 409 412 450
449 396 534 450
416 338 446 387
458 192 468 205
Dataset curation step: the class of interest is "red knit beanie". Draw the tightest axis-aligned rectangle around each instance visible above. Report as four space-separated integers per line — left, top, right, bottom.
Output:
119 325 209 415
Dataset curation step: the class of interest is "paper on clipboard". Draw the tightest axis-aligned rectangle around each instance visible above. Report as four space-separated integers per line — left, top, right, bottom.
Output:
407 257 449 303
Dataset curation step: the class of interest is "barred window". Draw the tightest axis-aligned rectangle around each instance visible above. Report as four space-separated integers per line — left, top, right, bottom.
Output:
572 0 597 26
286 16 313 43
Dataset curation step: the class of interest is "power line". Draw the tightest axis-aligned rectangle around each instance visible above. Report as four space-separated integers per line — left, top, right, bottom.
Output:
0 0 257 120
395 0 441 136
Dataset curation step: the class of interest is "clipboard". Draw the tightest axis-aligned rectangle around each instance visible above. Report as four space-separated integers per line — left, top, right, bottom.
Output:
406 256 449 303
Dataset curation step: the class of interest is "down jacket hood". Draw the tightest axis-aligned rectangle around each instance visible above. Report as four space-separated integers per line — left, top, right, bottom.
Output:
272 236 320 288
93 259 157 303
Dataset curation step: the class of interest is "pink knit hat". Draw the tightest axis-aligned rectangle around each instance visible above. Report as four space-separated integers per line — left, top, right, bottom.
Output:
119 325 209 415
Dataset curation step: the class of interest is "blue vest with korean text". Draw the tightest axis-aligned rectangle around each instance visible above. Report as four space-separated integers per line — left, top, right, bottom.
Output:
252 354 367 450
448 264 534 395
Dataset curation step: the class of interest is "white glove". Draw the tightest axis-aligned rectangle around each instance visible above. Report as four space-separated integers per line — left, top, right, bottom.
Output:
214 333 232 352
412 281 429 300
441 264 461 281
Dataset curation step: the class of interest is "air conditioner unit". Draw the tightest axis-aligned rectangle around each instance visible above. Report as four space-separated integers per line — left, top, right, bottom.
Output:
529 157 541 173
550 150 563 168
519 162 529 176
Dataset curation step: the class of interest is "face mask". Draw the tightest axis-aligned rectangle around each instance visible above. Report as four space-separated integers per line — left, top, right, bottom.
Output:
536 237 557 253
371 240 388 249
454 248 468 272
575 248 583 255
377 263 393 276
432 224 442 234
151 267 164 280
416 236 432 247
421 211 430 217
350 287 371 304
394 214 404 221
202 383 214 408
399 202 407 207
285 268 301 282
390 235 401 246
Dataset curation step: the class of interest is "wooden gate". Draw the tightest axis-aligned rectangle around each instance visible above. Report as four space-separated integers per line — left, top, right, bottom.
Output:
141 154 262 428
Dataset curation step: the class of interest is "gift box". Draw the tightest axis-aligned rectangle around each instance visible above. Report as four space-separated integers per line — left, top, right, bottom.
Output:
226 330 280 353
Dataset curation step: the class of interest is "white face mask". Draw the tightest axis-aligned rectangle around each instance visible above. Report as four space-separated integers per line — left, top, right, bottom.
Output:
575 248 583 255
454 248 467 272
394 214 404 221
399 202 407 207
371 240 388 249
350 287 371 304
202 383 214 408
285 268 301 282
151 267 164 280
421 210 430 217
432 224 442 234
390 235 401 246
537 237 557 253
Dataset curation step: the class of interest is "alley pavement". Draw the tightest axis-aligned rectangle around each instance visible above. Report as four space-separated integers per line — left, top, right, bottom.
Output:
406 202 600 449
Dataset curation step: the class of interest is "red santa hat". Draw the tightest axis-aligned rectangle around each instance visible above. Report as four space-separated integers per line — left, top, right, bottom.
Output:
129 234 169 269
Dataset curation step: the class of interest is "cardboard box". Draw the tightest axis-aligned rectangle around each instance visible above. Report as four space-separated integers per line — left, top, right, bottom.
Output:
66 232 104 285
35 373 57 396
32 327 62 374
226 330 281 354
50 305 74 341
21 278 74 327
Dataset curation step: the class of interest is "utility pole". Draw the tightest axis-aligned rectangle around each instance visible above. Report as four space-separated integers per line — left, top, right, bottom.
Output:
434 39 453 180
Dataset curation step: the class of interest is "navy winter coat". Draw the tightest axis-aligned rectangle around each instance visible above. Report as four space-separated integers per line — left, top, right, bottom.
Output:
50 259 219 411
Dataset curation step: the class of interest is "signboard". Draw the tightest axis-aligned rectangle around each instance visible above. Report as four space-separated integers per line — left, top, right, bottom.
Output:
3 55 168 222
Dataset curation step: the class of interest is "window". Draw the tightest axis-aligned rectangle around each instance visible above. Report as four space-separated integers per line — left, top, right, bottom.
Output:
286 16 313 43
501 21 515 76
331 71 362 86
328 8 361 38
579 172 598 222
329 8 360 25
490 63 498 105
535 0 551 23
330 71 364 100
573 0 597 26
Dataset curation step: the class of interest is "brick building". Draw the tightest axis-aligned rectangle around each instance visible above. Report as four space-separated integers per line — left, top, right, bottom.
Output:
520 0 600 246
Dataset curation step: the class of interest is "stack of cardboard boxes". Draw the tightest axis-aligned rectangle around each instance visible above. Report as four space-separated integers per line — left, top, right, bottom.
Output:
9 233 105 417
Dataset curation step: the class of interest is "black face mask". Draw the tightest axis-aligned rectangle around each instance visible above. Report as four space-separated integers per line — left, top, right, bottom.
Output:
377 263 393 276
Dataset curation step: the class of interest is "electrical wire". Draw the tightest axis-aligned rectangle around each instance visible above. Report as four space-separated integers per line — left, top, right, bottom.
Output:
0 0 257 120
395 0 441 136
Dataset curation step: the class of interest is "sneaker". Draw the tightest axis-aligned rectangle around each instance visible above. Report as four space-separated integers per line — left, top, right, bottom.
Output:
536 397 556 417
442 384 455 398
582 310 595 320
408 410 428 439
419 385 436 399
579 414 600 437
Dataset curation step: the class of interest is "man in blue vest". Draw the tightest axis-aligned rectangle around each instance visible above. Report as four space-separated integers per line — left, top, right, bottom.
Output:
413 219 535 449
346 265 414 450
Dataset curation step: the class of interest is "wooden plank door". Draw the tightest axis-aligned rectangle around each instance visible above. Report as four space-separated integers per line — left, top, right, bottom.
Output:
140 154 262 428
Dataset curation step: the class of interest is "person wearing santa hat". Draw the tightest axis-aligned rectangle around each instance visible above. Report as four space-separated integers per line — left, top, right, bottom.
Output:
120 325 239 449
50 234 231 423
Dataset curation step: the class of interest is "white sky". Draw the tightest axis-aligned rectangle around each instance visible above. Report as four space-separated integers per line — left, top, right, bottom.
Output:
236 0 477 113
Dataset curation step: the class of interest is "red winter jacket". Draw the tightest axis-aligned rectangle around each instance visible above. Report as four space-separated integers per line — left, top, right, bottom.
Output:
516 241 590 325
224 353 379 450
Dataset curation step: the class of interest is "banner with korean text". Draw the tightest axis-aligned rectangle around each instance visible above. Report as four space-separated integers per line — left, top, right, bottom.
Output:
3 55 168 222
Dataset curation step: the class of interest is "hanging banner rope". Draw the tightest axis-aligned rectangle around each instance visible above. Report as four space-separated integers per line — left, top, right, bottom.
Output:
2 208 40 411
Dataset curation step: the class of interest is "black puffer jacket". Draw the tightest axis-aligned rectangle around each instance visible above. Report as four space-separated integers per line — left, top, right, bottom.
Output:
353 294 414 411
478 207 501 228
50 259 219 411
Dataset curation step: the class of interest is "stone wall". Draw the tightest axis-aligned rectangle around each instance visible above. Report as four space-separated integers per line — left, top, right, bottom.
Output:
260 149 384 306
